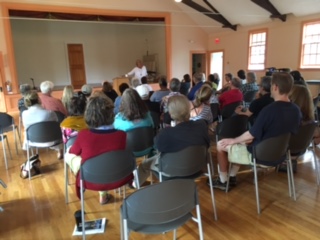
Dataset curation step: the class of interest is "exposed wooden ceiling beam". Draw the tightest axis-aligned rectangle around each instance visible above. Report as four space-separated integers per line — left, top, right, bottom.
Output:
181 0 237 31
251 0 287 22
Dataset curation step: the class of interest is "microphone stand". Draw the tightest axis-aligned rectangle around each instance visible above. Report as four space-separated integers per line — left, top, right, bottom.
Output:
30 78 37 90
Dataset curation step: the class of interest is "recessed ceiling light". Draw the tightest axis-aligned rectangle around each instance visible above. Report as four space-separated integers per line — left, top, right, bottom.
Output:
175 0 182 2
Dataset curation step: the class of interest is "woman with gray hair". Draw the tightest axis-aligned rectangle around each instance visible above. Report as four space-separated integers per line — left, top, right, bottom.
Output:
39 80 67 116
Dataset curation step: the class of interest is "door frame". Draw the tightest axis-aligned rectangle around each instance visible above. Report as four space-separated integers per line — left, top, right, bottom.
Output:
208 49 225 85
190 50 208 79
65 42 87 88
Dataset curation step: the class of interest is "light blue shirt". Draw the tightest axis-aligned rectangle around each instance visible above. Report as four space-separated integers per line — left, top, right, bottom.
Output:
114 111 154 132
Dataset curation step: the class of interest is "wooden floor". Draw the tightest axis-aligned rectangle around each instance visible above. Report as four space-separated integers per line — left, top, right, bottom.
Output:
1 115 320 239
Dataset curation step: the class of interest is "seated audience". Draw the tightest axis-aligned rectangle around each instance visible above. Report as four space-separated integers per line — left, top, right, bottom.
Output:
131 78 140 89
39 81 67 116
65 94 130 204
18 84 31 114
218 77 243 110
290 70 307 86
190 84 213 124
187 72 204 101
136 83 150 100
208 73 220 90
160 78 181 114
136 95 210 185
237 69 246 84
235 76 274 125
180 74 191 96
114 88 154 132
60 95 88 144
213 72 301 190
203 81 219 104
150 76 170 102
61 85 75 114
241 72 260 108
217 73 232 95
140 76 153 91
114 83 130 114
102 81 118 102
80 84 92 100
22 91 63 159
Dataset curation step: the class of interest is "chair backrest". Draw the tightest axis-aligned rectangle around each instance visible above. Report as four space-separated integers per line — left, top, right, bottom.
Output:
80 149 136 184
150 111 160 131
26 121 62 143
289 121 317 154
220 101 242 119
121 179 197 225
243 90 258 103
159 145 207 177
66 136 77 149
126 127 154 153
210 103 220 121
253 133 291 165
54 111 66 123
146 101 161 114
216 115 248 141
0 112 14 130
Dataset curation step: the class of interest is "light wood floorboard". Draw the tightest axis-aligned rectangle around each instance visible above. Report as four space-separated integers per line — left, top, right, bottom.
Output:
0 114 320 239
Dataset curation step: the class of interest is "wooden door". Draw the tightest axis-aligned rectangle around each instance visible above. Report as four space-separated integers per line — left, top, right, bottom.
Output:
67 44 86 89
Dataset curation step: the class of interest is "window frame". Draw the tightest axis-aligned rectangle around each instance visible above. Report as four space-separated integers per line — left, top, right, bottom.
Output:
247 29 268 71
300 19 320 69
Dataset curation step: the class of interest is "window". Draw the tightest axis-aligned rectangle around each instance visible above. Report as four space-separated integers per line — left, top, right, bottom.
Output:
300 20 320 69
248 30 267 70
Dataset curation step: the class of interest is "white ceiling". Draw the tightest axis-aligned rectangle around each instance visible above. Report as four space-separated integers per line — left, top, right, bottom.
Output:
173 0 320 34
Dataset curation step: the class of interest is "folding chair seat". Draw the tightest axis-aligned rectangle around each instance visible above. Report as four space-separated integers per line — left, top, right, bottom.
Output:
121 179 204 240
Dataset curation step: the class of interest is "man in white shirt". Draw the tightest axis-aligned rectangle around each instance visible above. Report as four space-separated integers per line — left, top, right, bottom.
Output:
126 59 147 83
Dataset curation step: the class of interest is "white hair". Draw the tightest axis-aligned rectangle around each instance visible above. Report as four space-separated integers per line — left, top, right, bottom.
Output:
40 81 54 94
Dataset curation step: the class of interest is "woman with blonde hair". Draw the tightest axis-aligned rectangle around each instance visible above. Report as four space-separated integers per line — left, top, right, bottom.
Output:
190 84 213 123
61 85 74 114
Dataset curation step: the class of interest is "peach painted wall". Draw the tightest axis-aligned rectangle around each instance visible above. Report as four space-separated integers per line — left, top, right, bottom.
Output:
0 0 209 89
208 13 320 82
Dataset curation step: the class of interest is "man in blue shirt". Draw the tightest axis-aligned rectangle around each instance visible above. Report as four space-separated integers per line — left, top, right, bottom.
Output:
187 72 204 101
212 72 302 190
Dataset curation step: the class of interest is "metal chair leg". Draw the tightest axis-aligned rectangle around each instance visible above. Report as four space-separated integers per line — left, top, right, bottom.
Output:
253 158 261 214
1 135 8 170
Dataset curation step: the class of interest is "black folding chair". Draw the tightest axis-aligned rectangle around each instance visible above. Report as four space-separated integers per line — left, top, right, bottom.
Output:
26 121 63 180
154 145 218 220
121 179 204 240
79 150 138 240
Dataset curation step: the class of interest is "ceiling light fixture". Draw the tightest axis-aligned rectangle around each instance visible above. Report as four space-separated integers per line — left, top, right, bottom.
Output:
175 0 182 2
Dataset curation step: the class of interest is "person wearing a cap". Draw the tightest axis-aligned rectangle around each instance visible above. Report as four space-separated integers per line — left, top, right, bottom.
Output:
81 84 93 99
18 84 31 115
125 59 148 83
39 81 67 116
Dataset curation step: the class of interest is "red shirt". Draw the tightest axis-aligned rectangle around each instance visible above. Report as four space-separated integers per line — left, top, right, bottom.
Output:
219 89 243 109
70 128 133 198
40 93 67 116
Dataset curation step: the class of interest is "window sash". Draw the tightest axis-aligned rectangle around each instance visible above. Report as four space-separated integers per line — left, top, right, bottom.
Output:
248 31 266 70
301 21 320 69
